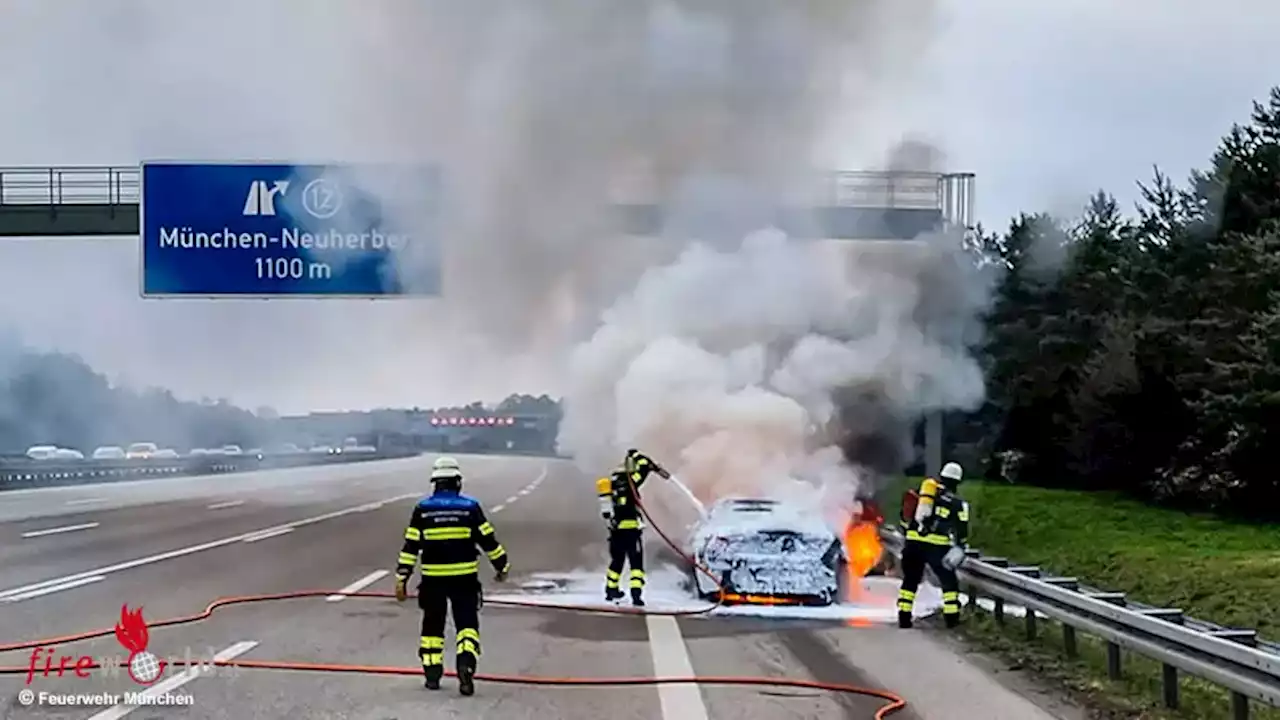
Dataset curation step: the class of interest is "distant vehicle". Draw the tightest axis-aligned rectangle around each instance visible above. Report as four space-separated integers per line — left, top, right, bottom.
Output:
342 436 359 449
92 446 126 460
279 443 301 454
308 445 334 455
221 445 243 456
25 445 60 460
687 497 847 606
348 445 377 453
126 442 159 459
153 448 180 459
247 448 265 459
53 448 84 460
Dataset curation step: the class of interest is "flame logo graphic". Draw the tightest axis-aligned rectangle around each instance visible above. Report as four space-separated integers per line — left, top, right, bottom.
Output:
113 604 166 685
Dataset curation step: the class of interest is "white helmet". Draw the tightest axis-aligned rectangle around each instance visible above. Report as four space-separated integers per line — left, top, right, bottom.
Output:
431 456 462 481
940 462 963 482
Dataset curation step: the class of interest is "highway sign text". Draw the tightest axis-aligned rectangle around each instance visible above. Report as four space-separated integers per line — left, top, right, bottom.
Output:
141 162 440 297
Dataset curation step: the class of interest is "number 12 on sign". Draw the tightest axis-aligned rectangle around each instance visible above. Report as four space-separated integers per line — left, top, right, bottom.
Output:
255 257 334 281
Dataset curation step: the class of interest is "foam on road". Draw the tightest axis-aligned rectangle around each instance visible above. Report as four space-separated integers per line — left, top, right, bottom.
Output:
0 455 1078 719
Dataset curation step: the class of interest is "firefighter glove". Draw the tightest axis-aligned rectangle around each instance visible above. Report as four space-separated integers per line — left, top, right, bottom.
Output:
494 567 509 583
942 546 967 571
394 575 409 602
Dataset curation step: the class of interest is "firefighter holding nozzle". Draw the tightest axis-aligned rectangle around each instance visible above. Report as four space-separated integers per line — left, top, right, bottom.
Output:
595 448 670 606
896 461 970 629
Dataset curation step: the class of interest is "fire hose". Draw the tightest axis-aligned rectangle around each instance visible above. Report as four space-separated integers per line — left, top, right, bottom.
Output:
0 472 909 718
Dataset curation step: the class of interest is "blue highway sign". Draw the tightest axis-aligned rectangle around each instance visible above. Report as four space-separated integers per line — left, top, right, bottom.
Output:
140 162 441 297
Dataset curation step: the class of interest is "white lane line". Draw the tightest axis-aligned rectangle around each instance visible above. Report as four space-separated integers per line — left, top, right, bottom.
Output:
242 527 293 543
327 569 390 602
0 493 420 602
504 496 519 504
65 497 106 506
645 615 710 720
22 522 100 538
3 576 106 602
518 488 531 496
86 640 259 720
206 500 245 510
491 504 506 514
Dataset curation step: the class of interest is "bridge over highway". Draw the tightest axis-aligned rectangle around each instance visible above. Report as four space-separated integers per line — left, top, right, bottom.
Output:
0 163 975 495
0 165 974 240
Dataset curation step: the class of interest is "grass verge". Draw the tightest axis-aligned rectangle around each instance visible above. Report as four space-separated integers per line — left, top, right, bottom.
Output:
875 478 1280 719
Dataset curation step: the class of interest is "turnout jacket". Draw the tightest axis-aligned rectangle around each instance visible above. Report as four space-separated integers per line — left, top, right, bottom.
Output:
397 489 509 580
900 477 970 547
595 451 665 531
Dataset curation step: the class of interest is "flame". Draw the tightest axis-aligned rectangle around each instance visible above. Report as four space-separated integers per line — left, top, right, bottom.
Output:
719 593 805 606
843 519 883 600
114 604 150 654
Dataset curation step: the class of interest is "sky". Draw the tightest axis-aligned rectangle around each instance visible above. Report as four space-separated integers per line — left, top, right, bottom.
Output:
0 0 1277 415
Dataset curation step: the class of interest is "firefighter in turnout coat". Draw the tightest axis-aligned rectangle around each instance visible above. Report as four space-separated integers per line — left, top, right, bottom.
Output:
395 456 510 695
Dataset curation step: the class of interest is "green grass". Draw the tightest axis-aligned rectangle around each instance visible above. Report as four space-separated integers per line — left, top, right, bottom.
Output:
876 478 1280 719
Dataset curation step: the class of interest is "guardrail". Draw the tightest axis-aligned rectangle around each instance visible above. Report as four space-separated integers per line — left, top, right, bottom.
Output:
0 165 976 213
0 166 138 206
880 529 1280 719
0 450 419 490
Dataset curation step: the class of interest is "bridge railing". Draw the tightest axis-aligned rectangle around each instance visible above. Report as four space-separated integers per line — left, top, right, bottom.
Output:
0 165 974 213
0 166 139 205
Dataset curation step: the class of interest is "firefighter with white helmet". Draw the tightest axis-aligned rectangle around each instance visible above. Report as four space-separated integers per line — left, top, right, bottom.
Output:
394 455 509 695
896 461 970 629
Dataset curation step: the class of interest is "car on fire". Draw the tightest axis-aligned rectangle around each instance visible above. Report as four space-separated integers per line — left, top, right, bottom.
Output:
687 497 850 606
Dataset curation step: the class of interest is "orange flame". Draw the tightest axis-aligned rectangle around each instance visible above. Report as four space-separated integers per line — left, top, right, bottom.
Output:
114 604 150 653
720 593 805 606
843 520 883 601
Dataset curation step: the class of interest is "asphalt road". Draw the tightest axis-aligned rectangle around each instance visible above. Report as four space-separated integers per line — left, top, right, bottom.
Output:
0 454 1079 719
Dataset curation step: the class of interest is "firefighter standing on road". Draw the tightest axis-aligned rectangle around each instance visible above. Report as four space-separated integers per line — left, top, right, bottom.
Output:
896 461 969 629
596 448 669 606
395 456 510 696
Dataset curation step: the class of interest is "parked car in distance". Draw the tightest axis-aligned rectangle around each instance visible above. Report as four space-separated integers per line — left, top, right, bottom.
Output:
25 445 60 460
126 442 159 459
92 446 126 460
53 448 84 460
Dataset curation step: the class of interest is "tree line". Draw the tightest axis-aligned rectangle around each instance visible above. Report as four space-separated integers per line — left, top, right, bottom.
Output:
960 87 1280 519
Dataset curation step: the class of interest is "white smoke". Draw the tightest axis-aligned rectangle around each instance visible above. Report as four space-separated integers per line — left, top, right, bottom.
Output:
557 226 991 517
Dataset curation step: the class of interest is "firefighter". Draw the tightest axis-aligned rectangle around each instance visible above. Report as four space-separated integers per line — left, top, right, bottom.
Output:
596 448 669 606
897 461 969 629
394 456 510 695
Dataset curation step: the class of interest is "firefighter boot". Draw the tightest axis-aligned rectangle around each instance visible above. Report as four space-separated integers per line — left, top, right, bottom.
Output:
456 653 476 697
605 587 624 602
423 665 443 690
897 611 912 629
631 588 645 607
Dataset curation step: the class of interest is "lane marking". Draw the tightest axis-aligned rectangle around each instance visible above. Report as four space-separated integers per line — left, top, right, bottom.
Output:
0 493 420 602
504 496 519 504
327 569 390 602
491 504 506 514
64 497 106 506
3 576 106 602
645 615 710 720
242 528 293 543
518 488 531 496
206 500 245 510
86 640 259 720
21 522 100 538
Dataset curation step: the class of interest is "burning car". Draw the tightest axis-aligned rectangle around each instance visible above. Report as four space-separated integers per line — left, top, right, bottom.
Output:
687 497 849 606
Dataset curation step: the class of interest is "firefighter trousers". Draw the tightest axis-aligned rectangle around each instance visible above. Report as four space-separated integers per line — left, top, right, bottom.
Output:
418 576 482 680
897 540 961 627
605 528 646 597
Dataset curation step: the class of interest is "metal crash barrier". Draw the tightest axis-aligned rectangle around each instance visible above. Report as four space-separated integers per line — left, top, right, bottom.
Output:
880 528 1280 719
